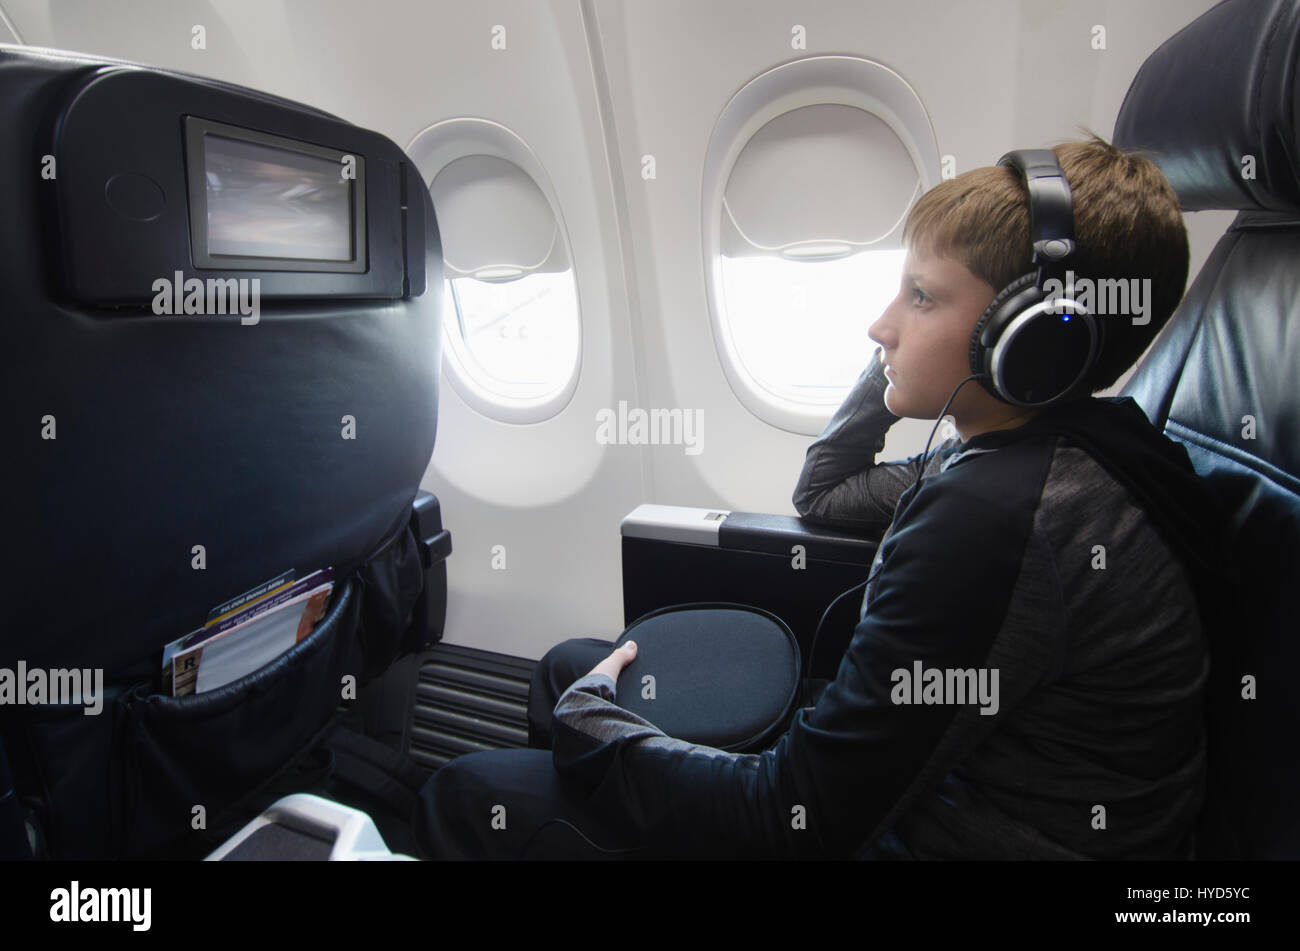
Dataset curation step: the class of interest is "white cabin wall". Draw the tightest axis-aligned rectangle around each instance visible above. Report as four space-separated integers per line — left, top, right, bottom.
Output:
0 0 1232 660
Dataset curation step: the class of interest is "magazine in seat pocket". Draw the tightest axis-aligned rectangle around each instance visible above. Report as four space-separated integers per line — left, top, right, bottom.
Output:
117 576 364 858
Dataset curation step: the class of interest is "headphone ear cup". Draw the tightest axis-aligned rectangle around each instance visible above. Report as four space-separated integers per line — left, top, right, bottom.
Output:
969 272 1040 388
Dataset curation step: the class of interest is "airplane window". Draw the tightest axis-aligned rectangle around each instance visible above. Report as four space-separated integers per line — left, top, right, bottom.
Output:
721 248 905 405
717 103 919 408
429 153 580 418
703 58 939 435
443 268 580 398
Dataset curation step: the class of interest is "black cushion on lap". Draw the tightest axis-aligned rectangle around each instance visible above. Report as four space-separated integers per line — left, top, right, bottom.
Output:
612 604 800 752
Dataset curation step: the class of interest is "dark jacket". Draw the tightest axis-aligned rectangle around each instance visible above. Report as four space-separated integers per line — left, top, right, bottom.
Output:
550 355 1221 859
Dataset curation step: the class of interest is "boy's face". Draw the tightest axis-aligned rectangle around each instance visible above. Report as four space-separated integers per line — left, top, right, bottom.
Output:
868 248 998 422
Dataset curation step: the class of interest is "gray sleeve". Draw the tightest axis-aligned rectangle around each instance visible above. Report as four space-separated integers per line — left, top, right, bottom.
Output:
550 673 674 743
551 673 742 757
791 350 926 531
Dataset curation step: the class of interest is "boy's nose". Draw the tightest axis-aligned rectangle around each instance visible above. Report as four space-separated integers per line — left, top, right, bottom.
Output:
868 295 903 346
868 315 895 350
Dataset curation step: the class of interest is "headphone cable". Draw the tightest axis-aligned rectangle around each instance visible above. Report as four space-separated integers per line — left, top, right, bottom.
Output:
801 577 870 708
910 374 982 495
516 815 642 859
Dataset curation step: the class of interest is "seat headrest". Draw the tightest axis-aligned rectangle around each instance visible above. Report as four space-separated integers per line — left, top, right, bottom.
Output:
1113 0 1300 212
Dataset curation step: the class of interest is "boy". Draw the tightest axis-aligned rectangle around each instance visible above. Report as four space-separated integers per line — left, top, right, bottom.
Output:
417 134 1223 859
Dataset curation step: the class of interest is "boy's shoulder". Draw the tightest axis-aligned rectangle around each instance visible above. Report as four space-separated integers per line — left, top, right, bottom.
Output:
939 396 1184 492
907 396 1220 597
887 431 1059 558
896 397 1189 537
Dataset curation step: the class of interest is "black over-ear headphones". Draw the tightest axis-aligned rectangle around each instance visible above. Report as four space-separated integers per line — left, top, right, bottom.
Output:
968 149 1102 407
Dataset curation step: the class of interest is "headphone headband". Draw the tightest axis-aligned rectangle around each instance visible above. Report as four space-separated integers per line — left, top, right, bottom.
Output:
996 149 1076 282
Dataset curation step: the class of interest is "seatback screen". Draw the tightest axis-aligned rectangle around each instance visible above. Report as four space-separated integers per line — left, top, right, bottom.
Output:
204 135 353 261
185 117 367 272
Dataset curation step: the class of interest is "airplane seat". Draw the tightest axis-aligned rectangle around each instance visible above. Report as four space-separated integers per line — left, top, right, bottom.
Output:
1112 0 1300 859
0 45 450 859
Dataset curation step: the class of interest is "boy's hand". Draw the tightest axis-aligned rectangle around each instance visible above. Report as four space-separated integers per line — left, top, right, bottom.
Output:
586 640 638 682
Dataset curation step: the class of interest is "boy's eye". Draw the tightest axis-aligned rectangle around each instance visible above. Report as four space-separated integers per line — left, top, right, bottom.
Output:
911 287 929 306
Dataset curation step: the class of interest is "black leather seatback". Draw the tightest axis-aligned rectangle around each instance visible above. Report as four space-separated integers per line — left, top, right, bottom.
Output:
0 46 442 682
1114 0 1300 859
0 46 444 858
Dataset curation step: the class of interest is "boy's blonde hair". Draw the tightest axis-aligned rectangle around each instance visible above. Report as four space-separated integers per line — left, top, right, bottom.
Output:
901 131 1189 391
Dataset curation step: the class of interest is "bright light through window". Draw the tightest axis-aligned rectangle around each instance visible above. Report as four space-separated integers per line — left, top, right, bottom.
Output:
720 249 906 404
445 270 580 399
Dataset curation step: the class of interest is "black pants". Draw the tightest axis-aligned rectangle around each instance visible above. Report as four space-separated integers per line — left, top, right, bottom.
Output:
414 746 648 859
525 636 616 749
414 637 638 859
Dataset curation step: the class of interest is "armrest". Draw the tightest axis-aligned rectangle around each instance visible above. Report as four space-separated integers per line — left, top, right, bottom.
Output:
205 794 416 861
407 490 452 648
620 505 879 677
718 512 882 563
